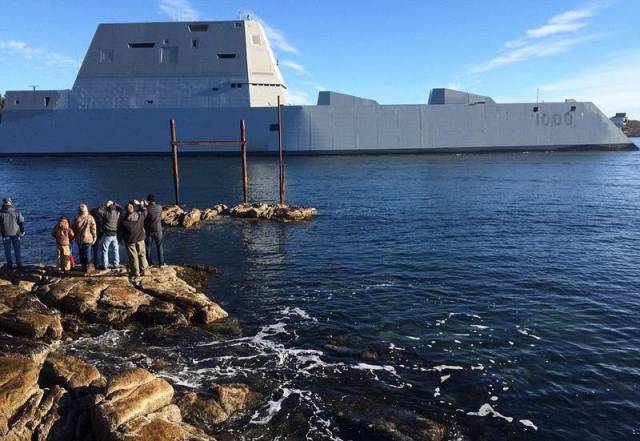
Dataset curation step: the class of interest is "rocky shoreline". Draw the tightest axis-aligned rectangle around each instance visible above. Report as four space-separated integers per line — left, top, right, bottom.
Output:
161 203 317 228
0 265 261 441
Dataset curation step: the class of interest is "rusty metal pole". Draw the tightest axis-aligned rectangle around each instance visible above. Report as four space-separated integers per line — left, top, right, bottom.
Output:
169 119 181 207
277 96 286 206
240 119 248 204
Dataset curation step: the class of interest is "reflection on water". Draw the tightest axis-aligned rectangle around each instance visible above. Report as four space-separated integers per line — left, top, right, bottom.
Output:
2 150 640 440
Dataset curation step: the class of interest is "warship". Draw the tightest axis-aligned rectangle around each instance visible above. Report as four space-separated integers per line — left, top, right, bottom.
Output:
0 19 635 155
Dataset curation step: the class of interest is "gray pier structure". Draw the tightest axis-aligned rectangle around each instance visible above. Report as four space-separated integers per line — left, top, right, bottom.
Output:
0 20 635 155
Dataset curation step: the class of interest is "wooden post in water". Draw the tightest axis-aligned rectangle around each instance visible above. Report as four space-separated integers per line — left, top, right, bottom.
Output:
169 119 181 207
240 119 248 204
277 96 286 206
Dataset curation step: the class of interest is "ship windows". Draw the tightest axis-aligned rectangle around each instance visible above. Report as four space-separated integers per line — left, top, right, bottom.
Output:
146 100 154 104
218 53 237 59
212 87 219 91
161 47 178 64
44 97 50 107
128 43 155 48
570 105 576 111
234 22 243 28
188 24 209 32
14 100 19 105
99 49 114 63
533 106 539 112
230 83 243 88
252 35 261 45
192 39 198 48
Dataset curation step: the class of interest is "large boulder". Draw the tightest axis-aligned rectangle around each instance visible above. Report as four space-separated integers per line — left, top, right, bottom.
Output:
0 350 48 436
160 205 185 227
177 383 260 431
0 296 63 341
41 353 105 396
138 266 227 324
91 368 174 439
230 203 269 219
181 208 202 228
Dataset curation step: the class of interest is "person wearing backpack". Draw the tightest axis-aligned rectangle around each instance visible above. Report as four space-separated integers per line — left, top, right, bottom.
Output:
0 197 25 271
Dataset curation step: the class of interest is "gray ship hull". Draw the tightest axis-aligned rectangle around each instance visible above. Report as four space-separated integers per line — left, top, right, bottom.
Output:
0 100 634 155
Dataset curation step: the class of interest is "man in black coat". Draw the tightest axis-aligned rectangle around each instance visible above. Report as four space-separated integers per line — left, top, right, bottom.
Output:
144 194 165 267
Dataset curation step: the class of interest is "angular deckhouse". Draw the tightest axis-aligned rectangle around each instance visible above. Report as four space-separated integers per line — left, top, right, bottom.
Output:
0 19 635 155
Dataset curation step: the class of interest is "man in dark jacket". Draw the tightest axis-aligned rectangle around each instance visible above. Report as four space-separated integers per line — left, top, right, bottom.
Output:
98 201 121 270
118 201 149 279
144 194 165 267
0 197 25 270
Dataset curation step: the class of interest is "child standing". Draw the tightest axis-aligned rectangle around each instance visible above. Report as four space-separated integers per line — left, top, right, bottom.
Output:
52 216 75 272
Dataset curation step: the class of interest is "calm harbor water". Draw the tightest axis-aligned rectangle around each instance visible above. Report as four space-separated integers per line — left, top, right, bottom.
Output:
2 142 640 440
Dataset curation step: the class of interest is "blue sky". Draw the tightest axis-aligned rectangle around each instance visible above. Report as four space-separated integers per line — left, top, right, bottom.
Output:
1 0 639 117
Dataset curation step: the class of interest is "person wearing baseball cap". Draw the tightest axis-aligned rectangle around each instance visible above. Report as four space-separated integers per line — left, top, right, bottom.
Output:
0 197 25 271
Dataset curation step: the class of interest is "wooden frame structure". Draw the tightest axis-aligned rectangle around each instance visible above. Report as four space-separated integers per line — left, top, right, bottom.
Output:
169 119 248 206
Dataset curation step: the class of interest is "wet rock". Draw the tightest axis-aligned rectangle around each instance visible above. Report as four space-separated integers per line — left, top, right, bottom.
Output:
182 208 202 228
229 202 317 222
91 368 174 438
4 384 67 441
41 353 105 395
178 383 260 431
138 266 227 324
0 350 48 436
229 202 269 219
160 205 185 227
201 208 220 221
100 284 151 311
0 297 63 341
134 299 189 327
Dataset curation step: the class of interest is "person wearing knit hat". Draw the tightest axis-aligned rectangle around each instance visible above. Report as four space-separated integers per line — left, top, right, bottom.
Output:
0 197 25 270
72 203 97 273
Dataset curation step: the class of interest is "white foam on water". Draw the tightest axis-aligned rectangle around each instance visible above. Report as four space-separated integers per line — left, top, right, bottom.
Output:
433 387 441 398
250 387 299 425
519 419 538 430
470 324 488 330
508 341 515 346
471 364 485 371
454 339 462 344
490 396 499 402
280 306 317 322
405 335 421 341
467 403 513 423
518 329 542 340
440 374 451 383
431 365 465 372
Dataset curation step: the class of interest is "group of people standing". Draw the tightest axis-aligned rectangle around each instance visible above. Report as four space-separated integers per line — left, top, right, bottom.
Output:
1 195 165 280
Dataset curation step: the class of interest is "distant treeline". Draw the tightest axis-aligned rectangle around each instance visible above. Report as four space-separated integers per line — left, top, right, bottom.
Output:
625 120 640 137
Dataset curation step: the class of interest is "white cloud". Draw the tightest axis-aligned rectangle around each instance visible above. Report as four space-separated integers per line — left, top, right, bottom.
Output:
238 11 299 54
159 0 200 21
0 39 79 68
537 49 640 118
281 60 305 75
470 35 595 73
445 82 461 90
471 4 603 73
286 89 311 105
